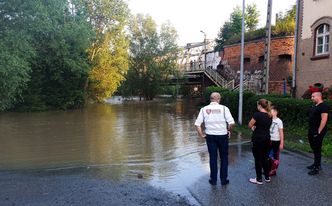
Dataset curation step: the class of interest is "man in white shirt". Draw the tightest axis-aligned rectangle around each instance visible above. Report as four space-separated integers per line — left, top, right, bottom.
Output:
195 92 235 186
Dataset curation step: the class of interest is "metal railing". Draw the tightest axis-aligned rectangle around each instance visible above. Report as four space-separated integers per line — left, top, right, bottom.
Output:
204 66 227 87
233 79 257 91
225 80 235 89
179 62 236 89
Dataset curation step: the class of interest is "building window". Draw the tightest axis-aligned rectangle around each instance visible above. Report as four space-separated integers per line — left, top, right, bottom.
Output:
258 56 264 63
315 24 330 55
278 54 292 61
244 57 250 64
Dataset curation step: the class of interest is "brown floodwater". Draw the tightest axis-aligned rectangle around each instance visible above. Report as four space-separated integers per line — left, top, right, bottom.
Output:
0 97 250 201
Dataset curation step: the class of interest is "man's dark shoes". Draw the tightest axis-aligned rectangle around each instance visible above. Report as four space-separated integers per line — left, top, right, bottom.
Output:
221 179 229 185
306 164 315 170
308 168 319 175
209 179 217 186
307 164 322 170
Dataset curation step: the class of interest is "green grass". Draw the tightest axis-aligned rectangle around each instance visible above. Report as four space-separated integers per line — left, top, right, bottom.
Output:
233 124 252 137
233 124 332 159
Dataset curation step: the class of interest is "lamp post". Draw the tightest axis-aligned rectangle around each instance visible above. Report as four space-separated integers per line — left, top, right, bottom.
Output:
200 30 206 43
238 0 245 125
200 30 207 70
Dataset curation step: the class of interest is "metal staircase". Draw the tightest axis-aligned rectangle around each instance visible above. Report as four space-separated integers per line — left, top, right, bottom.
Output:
204 67 253 91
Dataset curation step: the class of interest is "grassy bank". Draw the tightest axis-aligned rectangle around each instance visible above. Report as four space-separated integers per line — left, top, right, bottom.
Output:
233 124 332 161
203 86 332 160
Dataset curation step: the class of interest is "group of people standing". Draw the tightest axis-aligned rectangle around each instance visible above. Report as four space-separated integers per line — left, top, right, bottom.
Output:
195 91 329 186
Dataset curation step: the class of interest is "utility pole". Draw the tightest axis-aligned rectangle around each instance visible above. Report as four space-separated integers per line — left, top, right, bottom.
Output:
238 0 245 125
292 0 300 98
263 0 273 94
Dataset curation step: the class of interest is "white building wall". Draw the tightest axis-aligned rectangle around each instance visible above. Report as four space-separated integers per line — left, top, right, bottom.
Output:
302 0 332 39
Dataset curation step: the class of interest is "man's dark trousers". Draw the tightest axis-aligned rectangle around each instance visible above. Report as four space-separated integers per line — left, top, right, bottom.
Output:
206 134 229 184
308 129 327 168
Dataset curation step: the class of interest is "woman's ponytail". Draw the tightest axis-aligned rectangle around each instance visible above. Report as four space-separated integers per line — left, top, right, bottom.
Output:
257 99 272 117
266 101 272 117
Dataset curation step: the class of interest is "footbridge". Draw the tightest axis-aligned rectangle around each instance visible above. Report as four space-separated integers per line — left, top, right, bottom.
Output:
173 40 253 91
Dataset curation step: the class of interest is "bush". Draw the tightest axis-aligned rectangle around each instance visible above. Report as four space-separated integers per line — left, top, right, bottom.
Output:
203 86 332 128
224 26 294 46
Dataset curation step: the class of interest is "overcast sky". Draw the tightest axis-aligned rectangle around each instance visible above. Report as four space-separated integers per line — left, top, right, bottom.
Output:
127 0 296 46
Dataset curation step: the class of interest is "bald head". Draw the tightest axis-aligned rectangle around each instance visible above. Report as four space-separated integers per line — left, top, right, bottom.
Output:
210 92 221 103
311 92 323 104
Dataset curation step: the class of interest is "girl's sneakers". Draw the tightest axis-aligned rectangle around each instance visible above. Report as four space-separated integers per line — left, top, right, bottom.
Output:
249 178 263 185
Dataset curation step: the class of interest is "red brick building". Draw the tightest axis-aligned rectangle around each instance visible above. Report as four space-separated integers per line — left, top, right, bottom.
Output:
219 36 294 94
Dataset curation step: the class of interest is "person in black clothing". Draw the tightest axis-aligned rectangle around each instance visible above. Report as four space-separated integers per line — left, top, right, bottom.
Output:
307 91 329 175
248 99 273 184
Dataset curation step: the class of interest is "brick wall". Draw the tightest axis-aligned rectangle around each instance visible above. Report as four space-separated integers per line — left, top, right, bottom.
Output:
270 81 291 95
221 37 294 94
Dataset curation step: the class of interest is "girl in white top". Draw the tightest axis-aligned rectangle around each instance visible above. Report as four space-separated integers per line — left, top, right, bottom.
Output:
270 106 284 161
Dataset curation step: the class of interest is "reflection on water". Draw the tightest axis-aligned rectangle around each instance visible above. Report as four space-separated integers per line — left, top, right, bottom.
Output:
0 98 250 200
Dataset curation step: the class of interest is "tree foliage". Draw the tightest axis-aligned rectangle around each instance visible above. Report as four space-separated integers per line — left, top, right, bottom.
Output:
0 0 94 111
82 0 130 102
215 4 260 51
245 4 260 31
0 1 36 110
273 5 296 36
120 15 179 100
215 4 296 51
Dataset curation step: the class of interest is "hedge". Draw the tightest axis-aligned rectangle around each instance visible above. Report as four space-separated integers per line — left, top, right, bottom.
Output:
203 86 332 128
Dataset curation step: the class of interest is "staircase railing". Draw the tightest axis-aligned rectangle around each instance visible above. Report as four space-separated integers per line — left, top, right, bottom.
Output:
233 79 251 91
225 80 235 89
204 67 225 87
182 63 235 89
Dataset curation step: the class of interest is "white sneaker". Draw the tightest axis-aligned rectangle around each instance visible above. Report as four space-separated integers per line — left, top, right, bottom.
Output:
249 178 263 185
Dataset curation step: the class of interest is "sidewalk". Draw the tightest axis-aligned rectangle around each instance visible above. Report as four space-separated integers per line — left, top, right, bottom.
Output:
187 147 332 206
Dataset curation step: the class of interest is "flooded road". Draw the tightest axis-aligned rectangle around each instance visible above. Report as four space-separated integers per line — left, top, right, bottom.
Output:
0 98 251 201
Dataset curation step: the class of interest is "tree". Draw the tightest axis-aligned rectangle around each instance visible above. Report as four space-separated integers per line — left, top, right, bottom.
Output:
82 0 130 102
23 0 93 110
120 14 178 100
0 0 94 111
0 1 36 111
245 4 260 31
274 5 296 36
215 3 260 51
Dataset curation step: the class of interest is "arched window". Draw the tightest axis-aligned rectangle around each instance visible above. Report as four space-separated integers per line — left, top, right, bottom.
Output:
315 24 330 55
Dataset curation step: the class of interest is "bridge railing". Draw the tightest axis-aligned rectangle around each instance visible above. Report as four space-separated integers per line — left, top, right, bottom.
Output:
178 62 205 72
178 61 236 89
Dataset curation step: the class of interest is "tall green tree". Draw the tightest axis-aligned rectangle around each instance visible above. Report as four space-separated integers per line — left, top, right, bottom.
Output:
0 1 36 111
82 0 130 102
20 0 93 110
215 3 260 51
121 15 178 100
0 0 94 111
245 4 260 31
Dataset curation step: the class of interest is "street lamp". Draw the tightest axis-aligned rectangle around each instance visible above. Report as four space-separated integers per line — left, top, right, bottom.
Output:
200 30 206 42
238 0 245 125
200 30 207 69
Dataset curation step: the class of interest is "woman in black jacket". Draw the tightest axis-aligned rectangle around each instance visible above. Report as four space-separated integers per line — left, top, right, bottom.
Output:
248 99 273 185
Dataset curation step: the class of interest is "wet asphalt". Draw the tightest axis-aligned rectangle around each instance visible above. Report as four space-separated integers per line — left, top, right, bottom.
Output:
0 169 191 206
188 148 332 206
0 148 331 206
